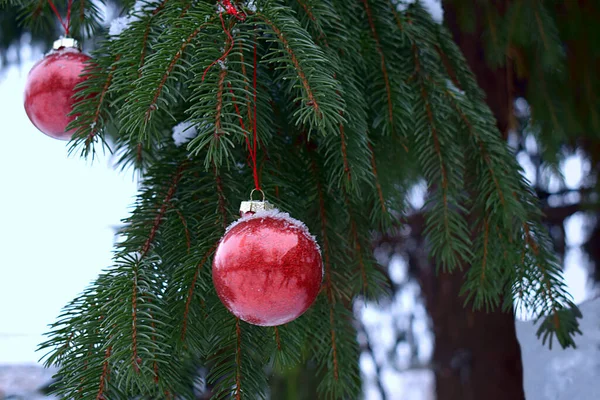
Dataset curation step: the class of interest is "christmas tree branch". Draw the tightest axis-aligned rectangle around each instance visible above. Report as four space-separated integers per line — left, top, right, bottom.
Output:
360 0 393 128
96 346 111 400
312 157 339 380
257 14 320 116
181 246 215 341
139 0 170 74
368 142 387 214
145 23 208 124
235 319 243 400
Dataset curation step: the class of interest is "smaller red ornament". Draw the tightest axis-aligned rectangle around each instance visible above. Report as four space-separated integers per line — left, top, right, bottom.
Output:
24 38 91 140
213 206 323 326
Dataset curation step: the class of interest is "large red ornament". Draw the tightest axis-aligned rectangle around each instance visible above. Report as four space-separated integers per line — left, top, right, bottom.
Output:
213 209 323 326
24 39 91 140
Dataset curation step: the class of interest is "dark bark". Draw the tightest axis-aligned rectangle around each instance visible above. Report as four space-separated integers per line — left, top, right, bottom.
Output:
417 266 525 400
414 2 526 399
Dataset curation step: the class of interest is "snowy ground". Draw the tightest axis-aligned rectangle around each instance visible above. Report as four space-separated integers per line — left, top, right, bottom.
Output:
518 297 600 400
0 365 56 399
2 297 597 398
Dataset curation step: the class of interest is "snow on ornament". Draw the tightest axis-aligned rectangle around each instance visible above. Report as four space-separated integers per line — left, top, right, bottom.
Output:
24 38 91 140
213 194 323 326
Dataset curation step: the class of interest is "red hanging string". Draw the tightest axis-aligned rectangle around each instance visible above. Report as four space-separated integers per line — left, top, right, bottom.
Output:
229 83 258 189
65 0 72 35
201 12 234 82
250 42 260 191
47 0 73 36
204 1 259 190
201 1 245 81
222 0 246 20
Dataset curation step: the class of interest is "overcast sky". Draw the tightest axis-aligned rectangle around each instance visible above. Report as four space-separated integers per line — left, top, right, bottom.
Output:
0 44 138 364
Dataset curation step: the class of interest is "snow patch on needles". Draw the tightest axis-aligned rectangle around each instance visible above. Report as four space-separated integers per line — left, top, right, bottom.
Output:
109 16 133 37
172 121 198 147
109 0 163 37
420 0 443 23
246 0 258 12
133 0 163 13
397 0 444 24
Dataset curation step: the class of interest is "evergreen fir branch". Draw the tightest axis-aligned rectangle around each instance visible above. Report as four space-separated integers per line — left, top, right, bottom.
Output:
172 207 192 252
180 246 216 342
369 143 388 215
186 25 250 167
258 16 319 115
292 0 376 197
345 191 388 299
138 0 170 74
531 0 563 69
26 3 590 399
520 218 581 348
205 307 269 399
187 26 275 171
142 25 206 127
427 81 520 308
427 7 486 100
214 165 231 228
234 41 254 126
70 1 181 159
234 319 243 400
313 160 340 382
426 11 580 340
310 301 361 399
360 0 394 130
269 322 305 371
253 2 345 133
299 149 364 397
411 43 472 271
68 0 105 38
117 3 216 146
10 0 105 37
69 53 119 158
356 0 413 143
39 277 126 399
97 345 112 399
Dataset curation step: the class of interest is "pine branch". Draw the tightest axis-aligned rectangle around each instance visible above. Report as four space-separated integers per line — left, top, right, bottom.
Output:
180 247 214 341
360 0 394 129
254 2 345 133
410 41 472 271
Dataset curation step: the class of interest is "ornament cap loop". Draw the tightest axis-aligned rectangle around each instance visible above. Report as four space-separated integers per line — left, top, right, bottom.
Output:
52 37 80 50
240 190 273 215
250 188 265 202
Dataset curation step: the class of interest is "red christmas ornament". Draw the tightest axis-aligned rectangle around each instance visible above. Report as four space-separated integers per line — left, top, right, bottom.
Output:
24 38 91 140
213 205 323 326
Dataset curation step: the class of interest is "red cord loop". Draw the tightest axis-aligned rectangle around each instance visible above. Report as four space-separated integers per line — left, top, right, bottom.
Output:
223 0 246 21
201 12 235 82
251 42 260 191
202 1 245 81
47 0 73 36
203 1 259 191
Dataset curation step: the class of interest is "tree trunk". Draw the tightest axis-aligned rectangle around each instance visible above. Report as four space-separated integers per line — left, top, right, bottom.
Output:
416 2 526 399
418 267 525 400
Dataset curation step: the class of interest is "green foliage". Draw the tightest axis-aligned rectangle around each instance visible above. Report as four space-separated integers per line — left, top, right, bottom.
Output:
3 0 583 398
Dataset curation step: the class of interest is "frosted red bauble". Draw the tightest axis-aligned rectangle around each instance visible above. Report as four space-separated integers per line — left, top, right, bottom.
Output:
24 47 91 140
213 211 323 326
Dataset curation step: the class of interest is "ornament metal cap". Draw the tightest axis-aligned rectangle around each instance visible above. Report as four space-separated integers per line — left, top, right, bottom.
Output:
53 37 80 50
240 189 274 215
